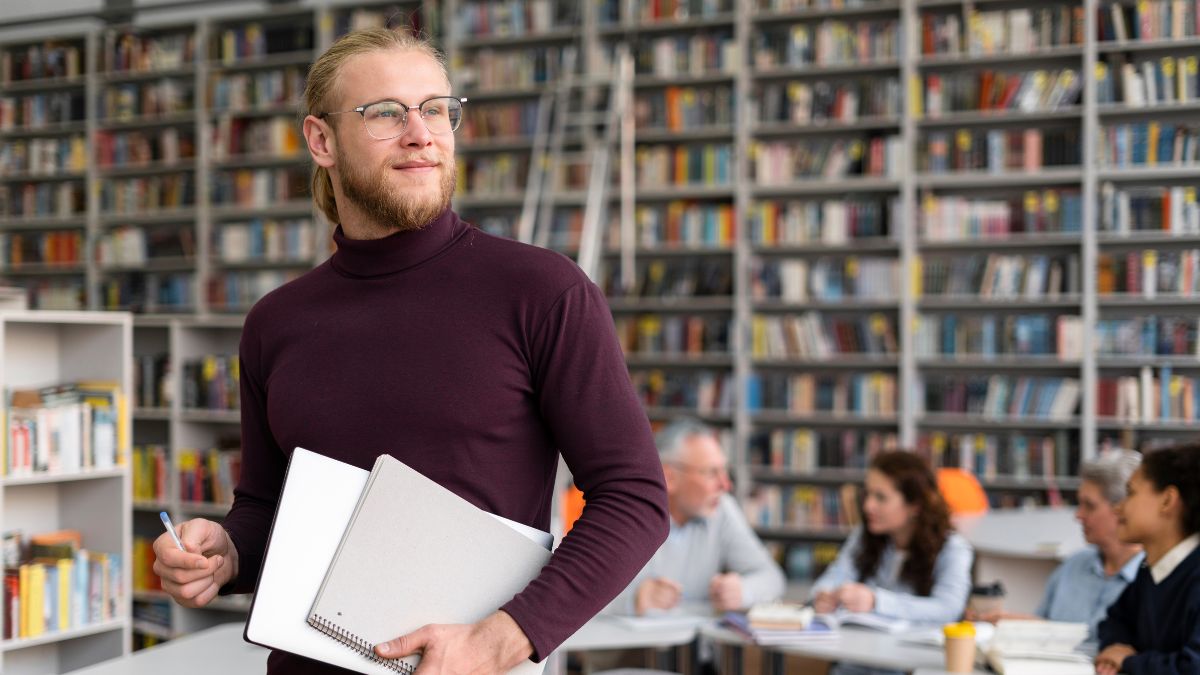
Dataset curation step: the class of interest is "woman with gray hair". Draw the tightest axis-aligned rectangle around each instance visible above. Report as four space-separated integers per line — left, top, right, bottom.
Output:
968 448 1144 640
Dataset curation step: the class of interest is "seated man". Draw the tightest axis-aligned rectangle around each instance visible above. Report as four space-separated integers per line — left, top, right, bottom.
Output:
605 419 786 616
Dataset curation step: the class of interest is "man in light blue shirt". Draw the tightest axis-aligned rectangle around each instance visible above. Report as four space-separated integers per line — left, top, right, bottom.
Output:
604 419 785 616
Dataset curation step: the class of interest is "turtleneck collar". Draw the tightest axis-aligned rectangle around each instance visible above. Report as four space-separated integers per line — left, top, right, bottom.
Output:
330 208 469 278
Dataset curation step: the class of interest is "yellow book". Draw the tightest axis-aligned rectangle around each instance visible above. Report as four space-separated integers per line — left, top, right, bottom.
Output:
56 558 71 631
18 564 29 638
751 316 766 357
1147 122 1160 165
27 563 45 637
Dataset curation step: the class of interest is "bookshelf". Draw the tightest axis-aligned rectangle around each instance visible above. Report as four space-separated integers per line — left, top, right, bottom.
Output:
4 0 1200 614
0 310 132 674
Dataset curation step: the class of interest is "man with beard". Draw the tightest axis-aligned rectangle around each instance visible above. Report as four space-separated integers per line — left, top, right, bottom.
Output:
150 28 669 674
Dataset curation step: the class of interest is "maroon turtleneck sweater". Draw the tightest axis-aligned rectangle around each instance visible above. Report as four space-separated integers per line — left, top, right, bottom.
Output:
221 209 668 673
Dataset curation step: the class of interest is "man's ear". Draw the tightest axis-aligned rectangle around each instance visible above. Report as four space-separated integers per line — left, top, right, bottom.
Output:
303 115 337 169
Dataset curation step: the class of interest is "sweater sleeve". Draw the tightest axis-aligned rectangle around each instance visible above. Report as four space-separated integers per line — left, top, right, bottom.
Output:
716 496 786 607
219 310 288 594
1097 578 1141 650
873 533 973 624
499 280 669 660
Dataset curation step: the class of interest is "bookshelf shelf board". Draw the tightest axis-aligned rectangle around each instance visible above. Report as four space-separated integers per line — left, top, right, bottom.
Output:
0 263 86 276
458 87 545 102
753 1 902 23
753 356 900 369
0 215 88 230
0 170 86 184
752 178 901 196
918 295 1082 311
456 27 579 49
754 526 854 541
1097 101 1200 118
210 200 312 220
917 45 1084 68
749 467 868 484
753 240 900 256
453 194 525 209
111 306 197 315
917 107 1082 128
100 209 197 226
753 60 901 79
458 137 536 154
643 408 734 425
753 298 899 312
97 112 197 130
179 501 232 516
1099 294 1200 308
1098 232 1200 247
101 257 196 273
917 234 1082 251
211 153 309 170
100 66 195 84
97 161 197 179
635 185 736 201
624 354 735 368
917 356 1082 370
0 75 87 94
0 618 128 652
178 408 240 424
1097 356 1200 368
208 50 314 72
599 14 736 36
753 117 901 137
751 411 899 427
981 475 1082 491
133 406 172 420
1096 166 1200 182
603 245 733 258
634 72 736 89
132 500 170 511
917 413 1081 430
2 466 125 487
214 257 316 271
1097 36 1200 53
1095 418 1200 432
635 126 735 143
608 296 735 312
0 121 88 138
210 102 304 120
916 168 1083 188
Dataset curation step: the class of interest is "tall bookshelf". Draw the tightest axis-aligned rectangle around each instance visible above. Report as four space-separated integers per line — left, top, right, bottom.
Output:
0 310 132 674
4 0 1200 627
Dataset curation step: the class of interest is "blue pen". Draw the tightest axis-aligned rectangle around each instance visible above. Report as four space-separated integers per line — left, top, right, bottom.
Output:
160 511 186 552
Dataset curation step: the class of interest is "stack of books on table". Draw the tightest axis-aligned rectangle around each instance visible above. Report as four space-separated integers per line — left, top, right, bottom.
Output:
721 603 837 645
985 620 1093 675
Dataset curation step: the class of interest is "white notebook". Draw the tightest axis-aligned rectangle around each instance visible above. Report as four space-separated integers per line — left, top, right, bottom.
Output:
243 448 550 675
307 453 552 675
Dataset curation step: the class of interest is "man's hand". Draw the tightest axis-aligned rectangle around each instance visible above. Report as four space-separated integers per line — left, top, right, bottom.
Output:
152 518 238 608
708 572 744 612
812 590 838 614
634 577 682 616
836 582 875 613
1095 643 1136 675
374 610 533 675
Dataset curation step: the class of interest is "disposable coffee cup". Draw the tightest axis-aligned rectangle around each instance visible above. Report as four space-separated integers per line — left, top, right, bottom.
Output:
943 621 976 673
968 581 1005 616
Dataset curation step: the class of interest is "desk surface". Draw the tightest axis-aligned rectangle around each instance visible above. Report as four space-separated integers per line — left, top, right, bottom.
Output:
561 615 701 651
956 507 1082 560
66 623 267 674
702 623 962 672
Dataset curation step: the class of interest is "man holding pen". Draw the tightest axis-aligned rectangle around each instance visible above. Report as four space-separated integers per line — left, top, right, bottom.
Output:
152 27 669 674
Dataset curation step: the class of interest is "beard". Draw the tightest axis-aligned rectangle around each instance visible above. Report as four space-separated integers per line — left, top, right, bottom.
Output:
336 148 457 233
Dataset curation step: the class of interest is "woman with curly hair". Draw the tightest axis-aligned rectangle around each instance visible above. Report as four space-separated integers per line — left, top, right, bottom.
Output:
1095 444 1200 675
810 450 974 675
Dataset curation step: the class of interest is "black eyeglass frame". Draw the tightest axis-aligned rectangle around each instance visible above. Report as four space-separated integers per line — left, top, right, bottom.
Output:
317 96 469 139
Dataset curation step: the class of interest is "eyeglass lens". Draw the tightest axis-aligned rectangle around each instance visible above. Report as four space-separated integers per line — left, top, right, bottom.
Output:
362 97 463 138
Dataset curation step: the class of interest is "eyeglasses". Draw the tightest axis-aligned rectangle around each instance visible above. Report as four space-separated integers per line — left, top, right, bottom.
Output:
319 96 467 139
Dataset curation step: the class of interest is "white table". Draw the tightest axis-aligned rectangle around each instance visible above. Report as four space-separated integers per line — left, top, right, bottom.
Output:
556 615 703 674
66 623 267 674
955 507 1083 614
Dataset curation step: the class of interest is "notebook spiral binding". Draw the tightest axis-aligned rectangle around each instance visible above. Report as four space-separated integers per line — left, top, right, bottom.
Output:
308 614 416 674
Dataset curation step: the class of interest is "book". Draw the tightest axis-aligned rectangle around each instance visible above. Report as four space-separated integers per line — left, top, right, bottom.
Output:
307 453 552 674
244 448 550 675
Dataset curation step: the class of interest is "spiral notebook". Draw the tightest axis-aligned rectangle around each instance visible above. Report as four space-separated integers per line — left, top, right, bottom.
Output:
243 448 550 675
306 453 552 675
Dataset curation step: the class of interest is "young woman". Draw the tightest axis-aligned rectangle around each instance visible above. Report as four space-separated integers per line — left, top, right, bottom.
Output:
1096 445 1200 675
811 450 973 675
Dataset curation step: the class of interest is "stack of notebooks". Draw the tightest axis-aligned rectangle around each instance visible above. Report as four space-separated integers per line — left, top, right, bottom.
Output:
721 602 911 645
243 448 552 675
985 620 1092 675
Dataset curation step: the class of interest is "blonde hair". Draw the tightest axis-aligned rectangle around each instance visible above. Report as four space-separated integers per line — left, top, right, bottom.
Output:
304 28 449 225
